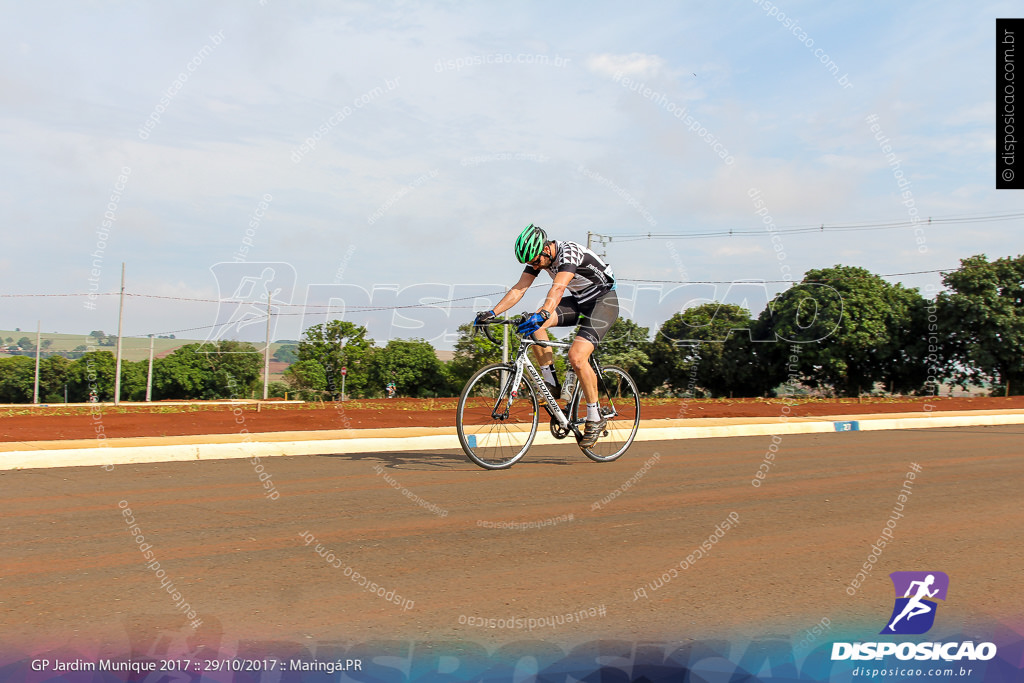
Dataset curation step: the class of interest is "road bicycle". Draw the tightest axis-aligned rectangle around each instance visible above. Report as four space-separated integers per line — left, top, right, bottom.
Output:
455 314 641 470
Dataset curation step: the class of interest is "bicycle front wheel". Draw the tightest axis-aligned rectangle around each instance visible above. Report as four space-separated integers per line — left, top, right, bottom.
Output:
572 365 641 462
456 363 539 469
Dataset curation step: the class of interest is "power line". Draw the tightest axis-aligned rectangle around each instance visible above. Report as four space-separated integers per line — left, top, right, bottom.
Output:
1 267 948 309
3 265 962 340
603 211 1024 242
0 289 515 307
619 268 950 284
119 269 958 338
0 292 119 298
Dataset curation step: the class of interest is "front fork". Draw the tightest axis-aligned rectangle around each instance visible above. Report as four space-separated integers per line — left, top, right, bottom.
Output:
492 362 567 429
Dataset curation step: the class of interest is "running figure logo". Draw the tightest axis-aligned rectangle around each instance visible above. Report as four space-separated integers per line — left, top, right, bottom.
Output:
881 571 949 635
205 262 296 345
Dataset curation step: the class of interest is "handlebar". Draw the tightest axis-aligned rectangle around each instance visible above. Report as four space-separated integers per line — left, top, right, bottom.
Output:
475 314 526 344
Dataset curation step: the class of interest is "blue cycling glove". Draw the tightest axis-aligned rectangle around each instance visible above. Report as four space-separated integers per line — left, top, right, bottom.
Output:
517 312 546 336
474 310 496 326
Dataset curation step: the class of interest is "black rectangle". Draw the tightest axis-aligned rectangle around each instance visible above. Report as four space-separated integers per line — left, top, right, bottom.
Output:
997 18 1024 189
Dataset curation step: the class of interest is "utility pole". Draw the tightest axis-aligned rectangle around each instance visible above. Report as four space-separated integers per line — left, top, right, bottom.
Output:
502 322 509 365
32 320 41 404
146 334 155 401
586 231 612 259
263 292 272 400
114 263 125 405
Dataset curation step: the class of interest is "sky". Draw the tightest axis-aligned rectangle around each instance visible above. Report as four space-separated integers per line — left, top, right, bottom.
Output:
1 0 1020 350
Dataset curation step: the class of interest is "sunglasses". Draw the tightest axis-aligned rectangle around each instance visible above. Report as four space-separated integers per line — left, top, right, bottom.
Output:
528 251 548 267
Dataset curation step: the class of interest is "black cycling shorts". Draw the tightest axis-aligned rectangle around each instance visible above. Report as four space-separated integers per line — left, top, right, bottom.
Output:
553 289 619 346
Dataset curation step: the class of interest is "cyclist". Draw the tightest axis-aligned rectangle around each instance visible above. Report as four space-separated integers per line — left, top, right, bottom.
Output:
475 223 618 449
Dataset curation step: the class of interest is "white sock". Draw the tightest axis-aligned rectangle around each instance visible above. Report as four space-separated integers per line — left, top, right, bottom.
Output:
541 364 557 387
586 403 600 421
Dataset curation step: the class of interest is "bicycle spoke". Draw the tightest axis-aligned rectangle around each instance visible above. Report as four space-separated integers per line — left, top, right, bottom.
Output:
575 365 640 462
456 363 539 469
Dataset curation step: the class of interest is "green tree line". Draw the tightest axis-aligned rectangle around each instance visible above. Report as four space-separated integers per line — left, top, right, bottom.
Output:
2 254 1022 402
287 254 1022 399
637 254 1024 397
0 340 271 403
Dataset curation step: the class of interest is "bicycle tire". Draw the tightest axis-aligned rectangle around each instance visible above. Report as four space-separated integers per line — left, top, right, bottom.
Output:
456 363 539 469
570 365 641 462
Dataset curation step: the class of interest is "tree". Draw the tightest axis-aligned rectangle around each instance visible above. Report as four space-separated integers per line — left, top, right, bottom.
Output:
646 303 780 397
152 341 263 399
283 359 327 399
446 323 504 390
120 360 149 401
757 266 926 397
152 348 208 399
17 336 33 350
937 254 1024 395
368 339 450 397
0 356 35 402
205 340 264 398
273 343 298 364
89 330 106 340
267 381 290 399
41 339 53 350
598 317 652 379
297 321 374 399
39 355 71 402
881 294 934 395
67 351 117 401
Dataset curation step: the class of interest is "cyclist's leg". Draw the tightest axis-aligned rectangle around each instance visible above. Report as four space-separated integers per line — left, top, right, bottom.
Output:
571 290 619 402
530 298 579 401
530 329 554 367
569 337 598 403
531 297 580 367
572 333 603 448
571 290 619 446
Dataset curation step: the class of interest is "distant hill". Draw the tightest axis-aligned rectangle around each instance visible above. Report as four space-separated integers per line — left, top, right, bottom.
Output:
0 329 279 361
0 329 456 368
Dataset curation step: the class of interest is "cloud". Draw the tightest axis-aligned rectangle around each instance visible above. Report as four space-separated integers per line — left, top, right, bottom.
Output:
585 52 665 80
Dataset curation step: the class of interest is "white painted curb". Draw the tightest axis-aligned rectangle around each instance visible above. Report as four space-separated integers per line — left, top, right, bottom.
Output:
2 410 1023 471
636 411 1024 440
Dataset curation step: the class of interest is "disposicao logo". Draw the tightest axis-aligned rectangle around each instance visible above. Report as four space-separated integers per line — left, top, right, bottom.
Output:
831 571 998 662
881 571 948 635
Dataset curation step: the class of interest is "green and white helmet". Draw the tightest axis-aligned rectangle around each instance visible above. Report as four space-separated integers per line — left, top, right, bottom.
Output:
514 223 547 263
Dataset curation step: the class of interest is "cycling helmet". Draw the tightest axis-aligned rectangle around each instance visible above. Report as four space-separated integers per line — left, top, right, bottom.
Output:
514 223 547 263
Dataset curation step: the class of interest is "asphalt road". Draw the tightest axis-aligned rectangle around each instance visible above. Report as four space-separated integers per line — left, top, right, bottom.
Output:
1 425 1021 665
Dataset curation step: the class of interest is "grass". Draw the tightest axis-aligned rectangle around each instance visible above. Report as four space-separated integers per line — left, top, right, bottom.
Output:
0 402 304 418
1 394 987 420
0 329 293 363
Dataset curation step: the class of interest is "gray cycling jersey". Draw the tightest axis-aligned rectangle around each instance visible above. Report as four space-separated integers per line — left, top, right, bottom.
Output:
523 240 615 303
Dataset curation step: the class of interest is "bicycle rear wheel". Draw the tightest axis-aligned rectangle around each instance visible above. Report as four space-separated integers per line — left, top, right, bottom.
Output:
572 365 641 462
456 363 539 469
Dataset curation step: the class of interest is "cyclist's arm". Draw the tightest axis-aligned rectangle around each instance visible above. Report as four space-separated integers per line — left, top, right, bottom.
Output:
540 271 573 318
493 270 537 315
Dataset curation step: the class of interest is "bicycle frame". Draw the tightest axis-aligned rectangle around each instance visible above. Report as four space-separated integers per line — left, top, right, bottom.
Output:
494 334 615 435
